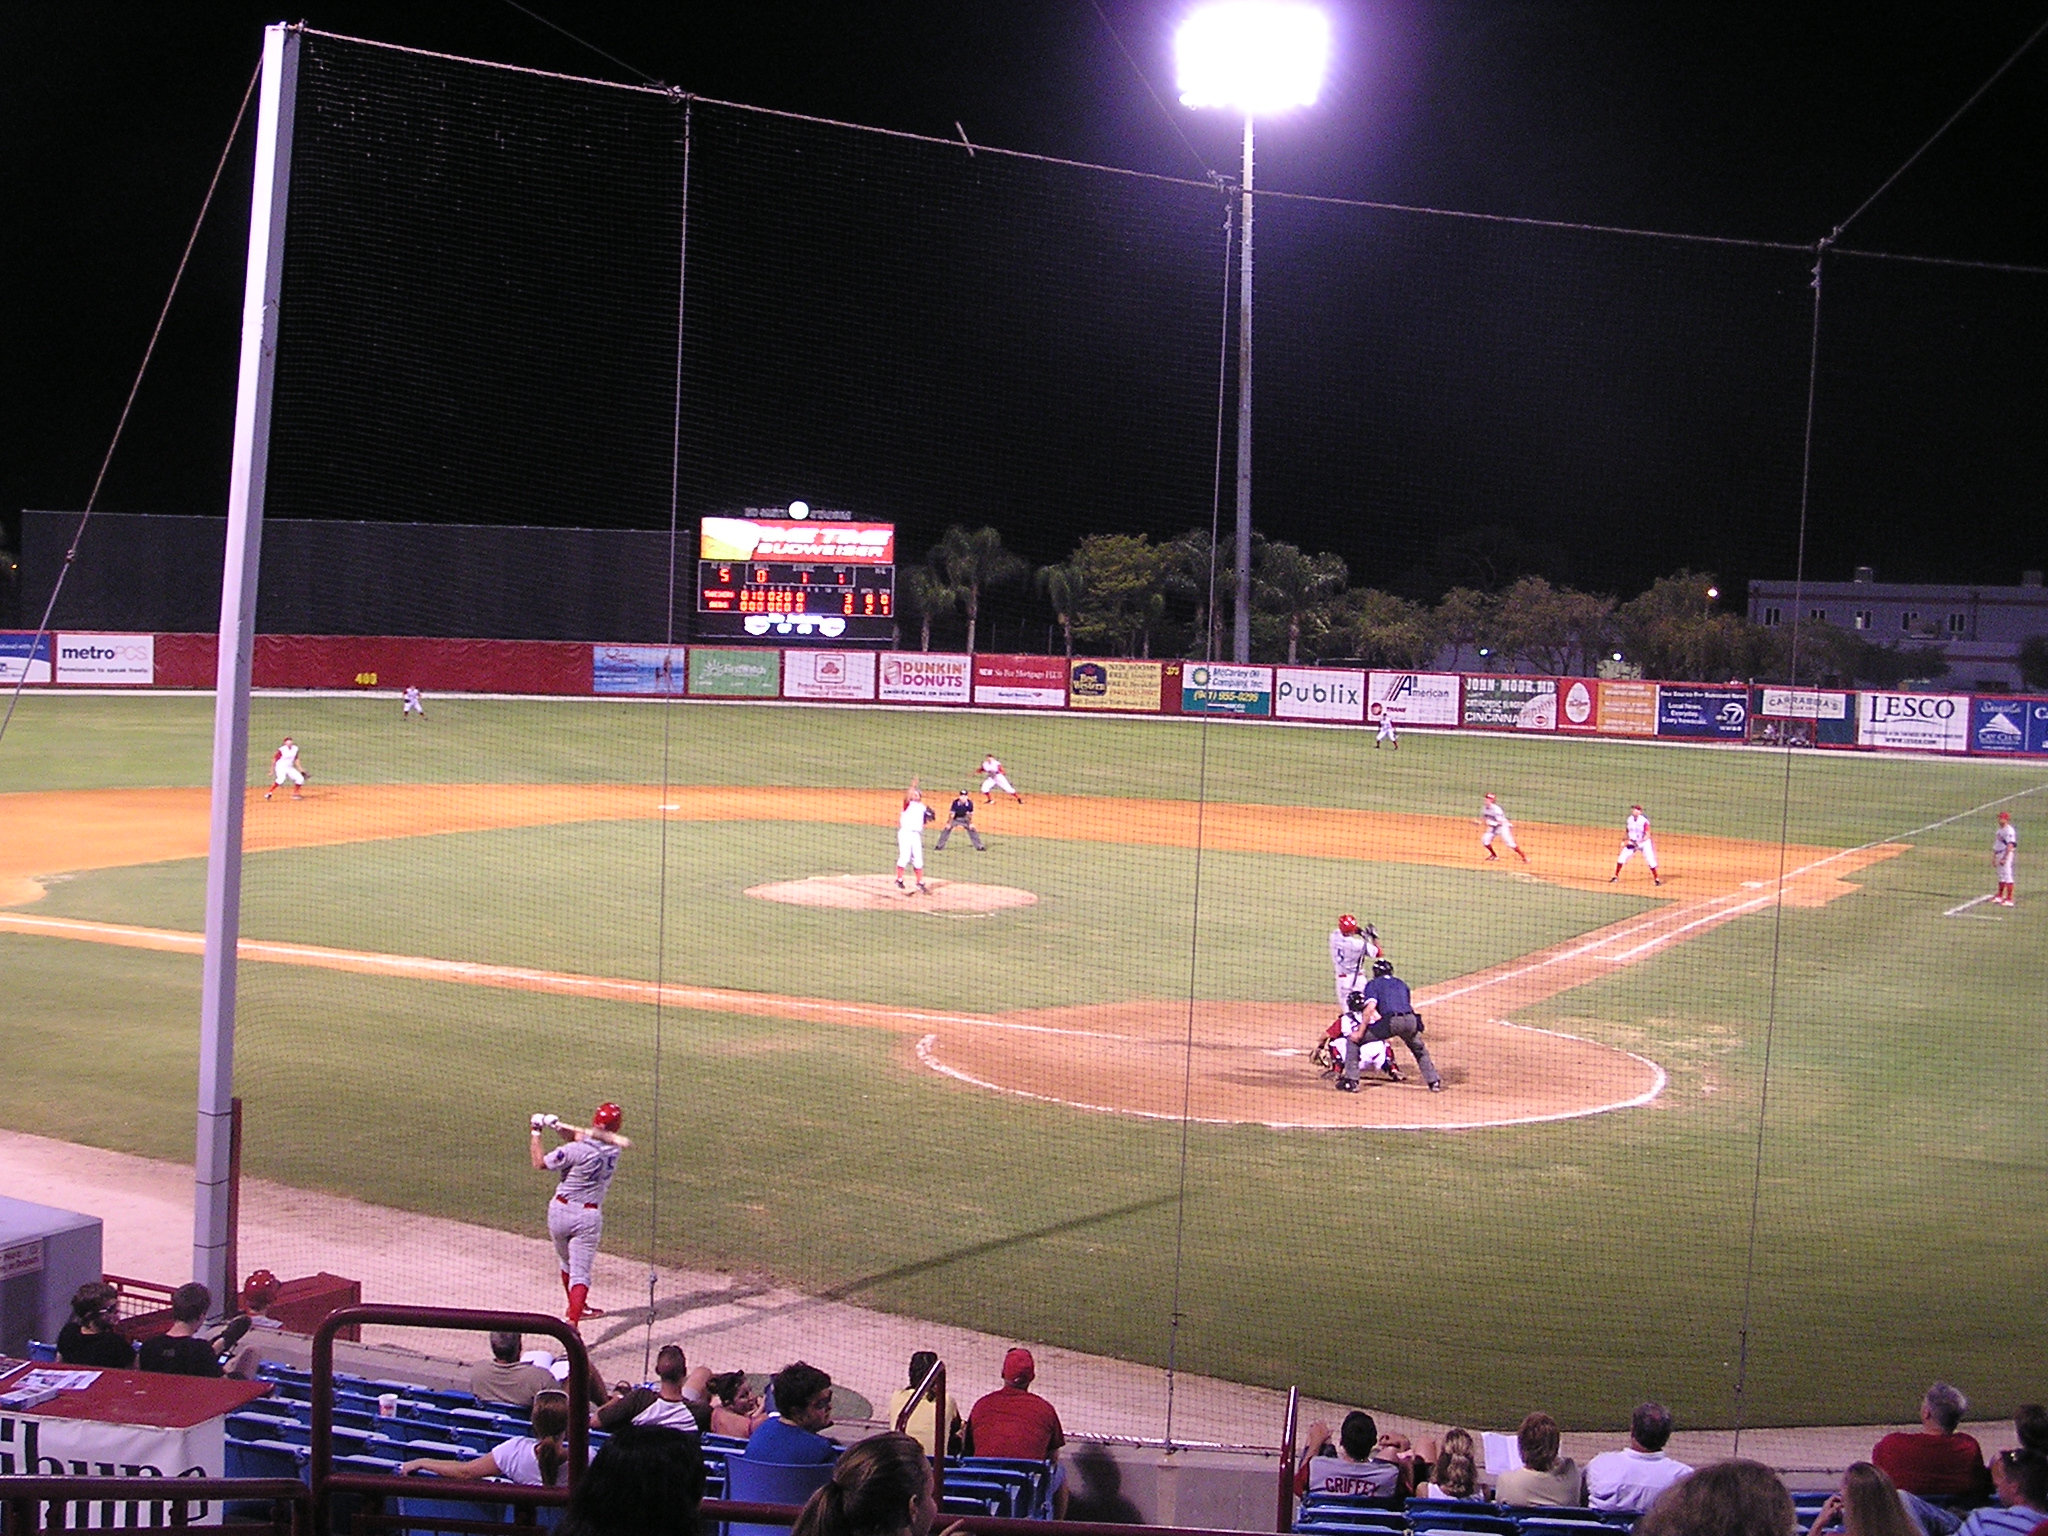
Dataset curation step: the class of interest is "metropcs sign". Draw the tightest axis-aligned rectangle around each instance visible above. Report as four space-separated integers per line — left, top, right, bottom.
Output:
56 633 154 684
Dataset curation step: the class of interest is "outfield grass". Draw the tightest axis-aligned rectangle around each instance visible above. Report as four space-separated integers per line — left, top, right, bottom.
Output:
2 691 2044 1428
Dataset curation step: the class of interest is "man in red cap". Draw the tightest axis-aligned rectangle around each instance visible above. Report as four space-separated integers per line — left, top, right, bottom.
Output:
967 1348 1067 1516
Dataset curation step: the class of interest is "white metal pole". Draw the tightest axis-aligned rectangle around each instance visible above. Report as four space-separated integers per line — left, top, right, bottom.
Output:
195 22 298 1310
1232 115 1255 665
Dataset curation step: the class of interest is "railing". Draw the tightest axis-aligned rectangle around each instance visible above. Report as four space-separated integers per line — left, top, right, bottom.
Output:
1277 1385 1300 1534
893 1355 949 1498
0 1476 307 1535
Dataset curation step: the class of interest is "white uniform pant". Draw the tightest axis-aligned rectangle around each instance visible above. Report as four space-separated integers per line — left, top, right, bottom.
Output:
981 773 1016 796
1375 720 1397 742
273 764 305 787
1482 824 1517 851
1335 973 1365 1012
896 829 925 872
548 1197 603 1288
1995 851 2015 885
1617 835 1658 869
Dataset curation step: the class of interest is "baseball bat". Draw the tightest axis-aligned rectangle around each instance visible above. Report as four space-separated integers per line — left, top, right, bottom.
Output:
547 1118 634 1149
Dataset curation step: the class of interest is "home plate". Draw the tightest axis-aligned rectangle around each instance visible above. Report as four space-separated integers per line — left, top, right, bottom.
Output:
746 874 1038 913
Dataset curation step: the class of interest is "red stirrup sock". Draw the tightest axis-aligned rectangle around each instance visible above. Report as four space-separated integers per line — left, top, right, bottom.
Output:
567 1284 588 1324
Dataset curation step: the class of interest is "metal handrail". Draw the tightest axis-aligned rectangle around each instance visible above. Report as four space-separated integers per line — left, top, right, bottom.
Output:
1277 1385 1300 1533
0 1475 307 1535
894 1356 949 1498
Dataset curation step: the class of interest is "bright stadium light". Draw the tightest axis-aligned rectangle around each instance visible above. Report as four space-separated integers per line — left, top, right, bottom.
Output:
1176 2 1330 662
788 500 810 519
1706 585 1720 599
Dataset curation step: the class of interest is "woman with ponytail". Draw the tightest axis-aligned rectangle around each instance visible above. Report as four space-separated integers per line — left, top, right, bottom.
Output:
402 1389 572 1487
790 1432 963 1536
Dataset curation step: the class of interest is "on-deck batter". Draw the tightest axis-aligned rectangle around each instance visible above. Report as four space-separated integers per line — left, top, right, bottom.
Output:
1480 793 1528 863
264 737 306 800
896 790 934 894
1612 804 1661 885
979 755 1023 803
1993 811 2017 906
531 1103 622 1328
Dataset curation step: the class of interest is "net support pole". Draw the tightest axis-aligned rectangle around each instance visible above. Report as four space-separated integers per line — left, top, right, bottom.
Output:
1231 114 1254 665
195 22 298 1310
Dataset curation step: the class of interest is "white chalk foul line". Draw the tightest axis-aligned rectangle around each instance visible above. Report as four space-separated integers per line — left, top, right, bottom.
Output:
1941 894 1998 918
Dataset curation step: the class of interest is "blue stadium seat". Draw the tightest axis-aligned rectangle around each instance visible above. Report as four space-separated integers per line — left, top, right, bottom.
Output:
225 1439 310 1481
723 1457 838 1536
704 1434 752 1455
942 1475 1019 1518
1501 1511 1605 1526
228 1411 298 1442
336 1453 405 1475
1407 1516 1517 1536
1517 1519 1613 1536
1296 1519 1409 1536
26 1340 59 1363
1303 1493 1405 1514
941 1492 1005 1518
396 1481 512 1536
958 1456 1053 1516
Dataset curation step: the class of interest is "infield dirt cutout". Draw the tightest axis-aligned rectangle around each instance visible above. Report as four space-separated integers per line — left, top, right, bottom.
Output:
0 784 1904 1129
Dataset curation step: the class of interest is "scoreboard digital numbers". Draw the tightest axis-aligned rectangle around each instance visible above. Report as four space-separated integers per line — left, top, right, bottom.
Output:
695 510 895 644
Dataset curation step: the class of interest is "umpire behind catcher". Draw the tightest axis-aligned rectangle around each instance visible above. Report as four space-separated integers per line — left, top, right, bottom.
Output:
1353 958 1444 1093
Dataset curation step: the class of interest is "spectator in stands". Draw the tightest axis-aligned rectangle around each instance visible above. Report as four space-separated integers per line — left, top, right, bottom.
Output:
400 1389 571 1486
1294 1411 1402 1500
966 1348 1068 1517
885 1351 964 1458
1805 1463 1922 1536
1954 1451 2048 1536
1636 1458 1794 1536
789 1430 957 1536
137 1283 224 1378
596 1345 707 1433
1873 1383 1994 1504
2012 1406 2047 1456
743 1362 839 1464
1497 1411 1585 1507
560 1424 705 1536
1586 1401 1693 1513
470 1331 560 1410
1422 1428 1483 1500
56 1281 135 1369
225 1271 286 1379
706 1372 769 1440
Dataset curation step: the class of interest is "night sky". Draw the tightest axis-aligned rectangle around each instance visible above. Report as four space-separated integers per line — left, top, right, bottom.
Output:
6 2 2045 608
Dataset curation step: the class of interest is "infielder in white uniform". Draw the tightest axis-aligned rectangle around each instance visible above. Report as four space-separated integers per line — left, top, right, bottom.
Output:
896 790 934 894
532 1102 622 1328
979 755 1022 803
264 737 306 800
402 686 425 718
1327 913 1381 1011
1374 717 1399 748
1993 811 2017 906
1611 804 1661 885
1479 793 1528 862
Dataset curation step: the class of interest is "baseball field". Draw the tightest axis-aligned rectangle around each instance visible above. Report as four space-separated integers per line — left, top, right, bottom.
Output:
1 691 2041 1429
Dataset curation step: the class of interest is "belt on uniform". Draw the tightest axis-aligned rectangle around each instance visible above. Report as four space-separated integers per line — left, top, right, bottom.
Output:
554 1196 599 1208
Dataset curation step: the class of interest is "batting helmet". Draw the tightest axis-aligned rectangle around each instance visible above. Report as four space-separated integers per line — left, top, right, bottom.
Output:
1372 958 1395 977
1337 914 1360 935
592 1102 623 1132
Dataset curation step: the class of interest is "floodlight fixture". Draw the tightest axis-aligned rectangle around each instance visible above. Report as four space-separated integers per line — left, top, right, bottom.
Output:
1176 2 1331 113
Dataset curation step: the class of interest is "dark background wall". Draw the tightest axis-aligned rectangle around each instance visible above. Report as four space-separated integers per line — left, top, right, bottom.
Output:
20 511 686 641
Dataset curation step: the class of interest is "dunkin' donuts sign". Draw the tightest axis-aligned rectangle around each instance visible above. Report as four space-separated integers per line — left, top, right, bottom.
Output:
878 653 970 704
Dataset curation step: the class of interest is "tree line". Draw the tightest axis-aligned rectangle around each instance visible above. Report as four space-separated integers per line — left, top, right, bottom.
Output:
897 525 1963 687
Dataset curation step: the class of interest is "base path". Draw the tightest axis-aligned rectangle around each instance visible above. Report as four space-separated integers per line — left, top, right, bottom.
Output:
0 784 1903 1129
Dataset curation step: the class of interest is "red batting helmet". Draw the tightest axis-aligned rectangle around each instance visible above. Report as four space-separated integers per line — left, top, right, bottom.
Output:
1337 914 1360 935
593 1102 623 1132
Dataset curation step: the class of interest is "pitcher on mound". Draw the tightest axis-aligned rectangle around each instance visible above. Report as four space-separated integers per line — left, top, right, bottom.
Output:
896 786 934 894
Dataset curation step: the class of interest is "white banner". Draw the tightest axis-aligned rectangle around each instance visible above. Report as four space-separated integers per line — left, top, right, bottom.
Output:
1367 671 1461 726
1759 687 1848 720
1859 691 1968 752
55 634 155 685
781 650 877 701
877 652 970 704
0 1412 226 1524
1274 667 1365 722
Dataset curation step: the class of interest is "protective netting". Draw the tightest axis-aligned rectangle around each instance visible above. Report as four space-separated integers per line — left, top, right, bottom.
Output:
4 26 2044 1453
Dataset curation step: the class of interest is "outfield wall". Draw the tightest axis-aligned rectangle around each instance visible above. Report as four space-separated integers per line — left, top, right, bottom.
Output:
6 631 2046 756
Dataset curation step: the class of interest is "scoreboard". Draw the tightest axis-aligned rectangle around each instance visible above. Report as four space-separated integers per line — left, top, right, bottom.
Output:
695 512 895 643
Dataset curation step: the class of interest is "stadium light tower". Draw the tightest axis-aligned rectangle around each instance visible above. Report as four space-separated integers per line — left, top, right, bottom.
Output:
1177 1 1329 663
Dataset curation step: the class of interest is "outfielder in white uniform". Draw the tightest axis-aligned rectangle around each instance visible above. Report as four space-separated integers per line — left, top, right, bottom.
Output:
402 686 425 718
532 1102 622 1327
1480 793 1528 862
1993 811 2017 906
896 791 934 894
979 755 1022 803
1612 805 1661 885
1327 913 1381 1011
1374 717 1399 748
264 737 306 800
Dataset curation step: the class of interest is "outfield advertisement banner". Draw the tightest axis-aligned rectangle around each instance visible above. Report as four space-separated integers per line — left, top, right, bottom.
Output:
1758 687 1850 720
1069 659 1164 712
1181 663 1273 716
1462 675 1557 731
782 650 877 701
1367 671 1459 725
55 632 154 685
593 645 684 695
1859 691 1969 752
1275 667 1365 722
1557 678 1599 732
1657 686 1748 739
687 647 779 698
877 652 970 704
0 632 52 685
1971 696 2048 755
973 653 1067 708
1601 681 1659 736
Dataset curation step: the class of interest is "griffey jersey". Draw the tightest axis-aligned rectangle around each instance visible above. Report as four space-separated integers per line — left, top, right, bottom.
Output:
545 1139 619 1205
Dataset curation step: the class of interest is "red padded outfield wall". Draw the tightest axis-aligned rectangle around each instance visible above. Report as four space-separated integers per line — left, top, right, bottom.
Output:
152 634 592 694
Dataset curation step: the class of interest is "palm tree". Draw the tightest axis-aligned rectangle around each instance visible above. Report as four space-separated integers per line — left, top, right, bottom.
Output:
1037 562 1087 658
1253 540 1349 664
897 565 962 652
935 526 1028 654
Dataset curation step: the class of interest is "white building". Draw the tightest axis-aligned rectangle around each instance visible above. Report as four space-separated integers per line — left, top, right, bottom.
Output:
1747 567 2048 689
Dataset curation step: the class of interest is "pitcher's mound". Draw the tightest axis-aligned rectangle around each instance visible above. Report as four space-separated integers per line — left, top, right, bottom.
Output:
747 874 1038 914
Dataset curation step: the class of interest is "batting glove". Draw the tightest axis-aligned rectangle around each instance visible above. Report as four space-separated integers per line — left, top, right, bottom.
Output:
530 1113 547 1131
541 1114 560 1130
